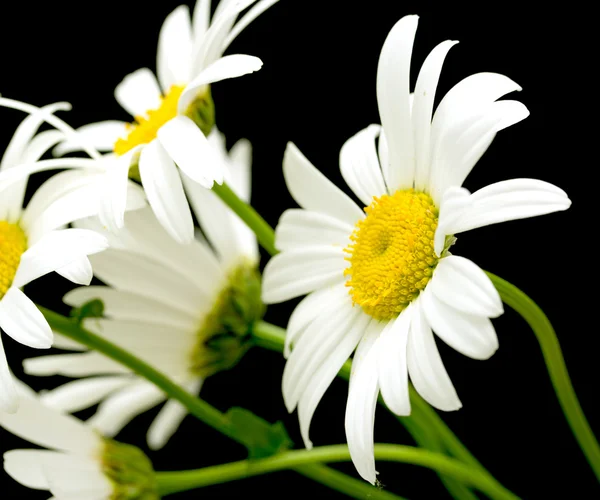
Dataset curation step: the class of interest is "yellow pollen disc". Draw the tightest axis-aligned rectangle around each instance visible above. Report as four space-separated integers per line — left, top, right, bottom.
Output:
0 221 28 300
113 85 185 156
344 189 439 320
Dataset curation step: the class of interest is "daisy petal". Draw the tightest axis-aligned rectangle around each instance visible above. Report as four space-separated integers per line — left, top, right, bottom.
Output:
157 5 193 90
53 121 128 156
275 209 353 251
115 68 162 118
298 312 369 448
434 186 470 255
377 306 412 416
412 40 458 191
421 287 498 360
339 124 387 205
23 352 130 377
376 15 419 192
55 257 93 286
0 396 99 454
407 300 461 411
430 256 503 317
0 335 18 413
192 0 211 40
3 449 57 490
261 247 347 303
283 142 364 225
0 287 52 349
223 0 280 50
87 383 165 437
450 178 571 234
42 454 111 500
157 116 224 188
138 139 195 244
178 54 263 113
40 376 133 414
282 299 357 412
147 378 202 450
13 229 108 288
344 325 382 484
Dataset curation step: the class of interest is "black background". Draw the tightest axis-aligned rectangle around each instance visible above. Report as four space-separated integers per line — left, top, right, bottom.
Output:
0 1 596 499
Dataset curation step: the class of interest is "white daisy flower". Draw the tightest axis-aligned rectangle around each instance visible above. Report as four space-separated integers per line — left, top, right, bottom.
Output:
0 384 158 499
261 15 571 483
0 106 110 413
24 131 262 450
53 0 278 243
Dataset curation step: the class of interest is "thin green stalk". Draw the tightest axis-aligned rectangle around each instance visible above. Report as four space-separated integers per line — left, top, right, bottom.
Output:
252 321 484 500
39 307 396 498
155 444 518 500
212 182 277 256
487 272 600 482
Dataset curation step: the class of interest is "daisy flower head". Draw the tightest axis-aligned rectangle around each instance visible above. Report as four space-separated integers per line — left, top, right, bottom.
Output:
0 384 158 499
54 0 279 244
261 15 571 483
24 130 263 450
0 105 109 413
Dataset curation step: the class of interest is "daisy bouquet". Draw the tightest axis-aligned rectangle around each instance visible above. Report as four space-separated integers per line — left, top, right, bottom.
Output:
0 1 596 499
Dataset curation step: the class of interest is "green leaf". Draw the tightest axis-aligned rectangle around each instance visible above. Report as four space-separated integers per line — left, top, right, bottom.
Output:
70 298 105 324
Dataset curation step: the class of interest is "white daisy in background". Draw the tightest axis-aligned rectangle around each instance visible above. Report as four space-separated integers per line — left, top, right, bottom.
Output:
0 106 110 413
261 15 571 483
0 383 158 499
53 0 279 243
24 131 263 450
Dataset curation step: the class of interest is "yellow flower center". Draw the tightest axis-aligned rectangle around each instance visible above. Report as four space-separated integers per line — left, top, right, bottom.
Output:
0 221 28 300
113 85 186 156
344 189 439 320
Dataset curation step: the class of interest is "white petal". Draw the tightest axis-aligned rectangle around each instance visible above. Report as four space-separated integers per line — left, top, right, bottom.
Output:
430 256 502 317
285 285 349 358
158 116 224 188
42 454 111 500
376 15 419 192
421 287 498 360
53 121 128 156
223 0 280 50
3 449 59 490
13 229 108 288
377 307 412 416
64 287 197 330
283 142 364 225
344 325 382 484
448 178 571 234
407 300 461 411
40 376 133 413
88 248 210 314
339 125 387 205
147 378 202 450
179 54 262 113
0 288 52 348
23 352 130 377
55 257 93 286
434 186 470 256
115 68 162 118
87 383 166 437
138 139 194 244
412 40 458 191
227 137 252 201
182 172 258 268
0 396 100 454
261 247 347 303
0 335 18 413
157 5 193 90
298 312 369 448
192 0 211 40
282 299 358 412
275 209 353 252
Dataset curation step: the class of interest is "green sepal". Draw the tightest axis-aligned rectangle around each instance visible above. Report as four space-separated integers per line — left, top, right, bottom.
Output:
225 407 293 459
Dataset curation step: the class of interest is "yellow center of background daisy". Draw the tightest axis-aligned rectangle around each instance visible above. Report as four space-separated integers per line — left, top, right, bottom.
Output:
0 221 28 299
113 85 186 156
344 189 439 320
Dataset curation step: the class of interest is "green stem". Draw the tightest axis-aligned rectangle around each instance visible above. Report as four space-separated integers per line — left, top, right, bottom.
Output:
252 321 486 500
212 182 277 256
39 307 397 499
487 272 600 482
155 444 518 500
